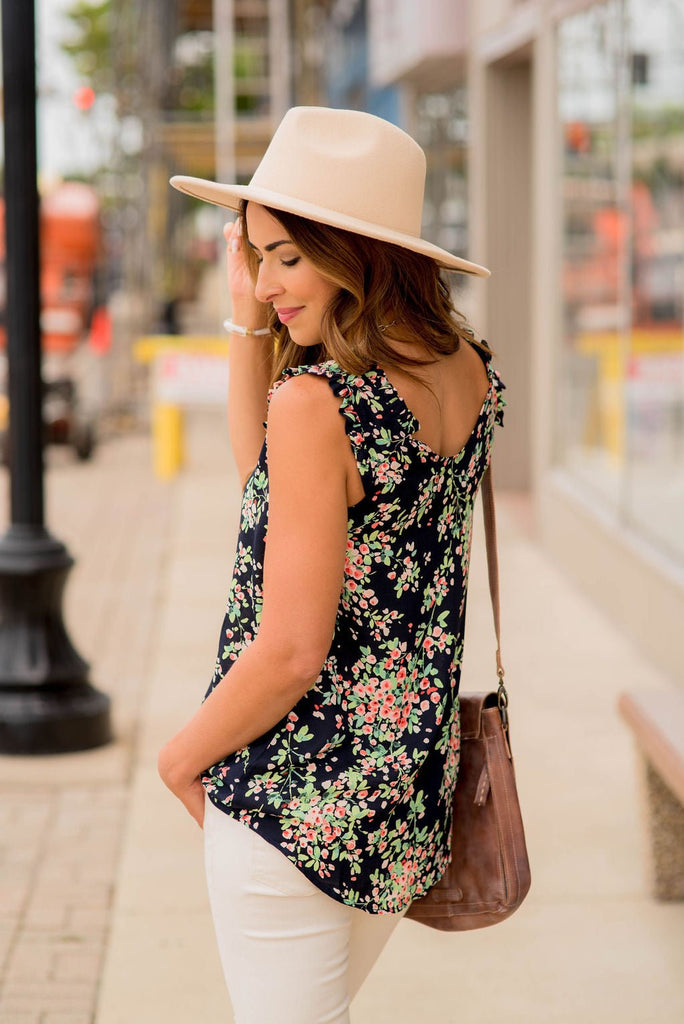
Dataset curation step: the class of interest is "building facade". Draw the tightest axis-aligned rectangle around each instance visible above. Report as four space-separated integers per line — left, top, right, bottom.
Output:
369 0 684 685
141 0 291 328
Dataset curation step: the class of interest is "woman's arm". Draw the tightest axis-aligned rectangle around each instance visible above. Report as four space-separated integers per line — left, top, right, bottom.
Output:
158 373 351 825
223 220 274 488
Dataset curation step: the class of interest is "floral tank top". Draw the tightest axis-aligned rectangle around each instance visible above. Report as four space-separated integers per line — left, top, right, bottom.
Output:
202 342 505 914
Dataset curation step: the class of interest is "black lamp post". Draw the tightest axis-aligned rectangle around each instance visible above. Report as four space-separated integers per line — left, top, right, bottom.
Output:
0 0 111 753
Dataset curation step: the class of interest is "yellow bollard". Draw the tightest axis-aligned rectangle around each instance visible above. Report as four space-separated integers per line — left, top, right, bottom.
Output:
153 402 184 480
133 336 230 479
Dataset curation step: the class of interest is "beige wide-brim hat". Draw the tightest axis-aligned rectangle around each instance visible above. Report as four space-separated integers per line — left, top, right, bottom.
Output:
170 106 490 277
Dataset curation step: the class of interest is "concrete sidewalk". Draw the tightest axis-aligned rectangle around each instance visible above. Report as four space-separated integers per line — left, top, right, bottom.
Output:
1 409 683 1024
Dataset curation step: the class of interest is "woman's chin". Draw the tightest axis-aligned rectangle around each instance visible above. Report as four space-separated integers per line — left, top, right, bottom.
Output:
290 332 321 349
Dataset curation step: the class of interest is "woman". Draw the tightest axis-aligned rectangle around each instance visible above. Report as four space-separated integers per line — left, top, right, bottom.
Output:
158 107 505 1023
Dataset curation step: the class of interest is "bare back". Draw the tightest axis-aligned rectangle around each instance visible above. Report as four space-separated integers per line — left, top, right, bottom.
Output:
345 339 491 506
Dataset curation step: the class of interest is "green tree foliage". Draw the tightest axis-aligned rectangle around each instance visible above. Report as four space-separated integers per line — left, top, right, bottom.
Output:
61 0 114 95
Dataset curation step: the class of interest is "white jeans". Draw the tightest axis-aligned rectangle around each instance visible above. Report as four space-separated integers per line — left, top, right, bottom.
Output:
203 795 407 1024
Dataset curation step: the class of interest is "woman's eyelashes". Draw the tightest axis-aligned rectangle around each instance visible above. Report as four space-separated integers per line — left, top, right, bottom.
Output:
254 254 300 267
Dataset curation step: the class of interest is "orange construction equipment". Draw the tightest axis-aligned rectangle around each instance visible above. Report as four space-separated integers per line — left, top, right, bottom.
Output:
0 182 102 460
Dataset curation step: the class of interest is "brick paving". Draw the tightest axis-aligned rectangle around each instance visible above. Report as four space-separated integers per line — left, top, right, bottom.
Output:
0 428 173 1024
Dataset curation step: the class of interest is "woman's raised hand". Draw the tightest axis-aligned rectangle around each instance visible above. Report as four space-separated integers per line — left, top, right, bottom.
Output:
224 219 269 328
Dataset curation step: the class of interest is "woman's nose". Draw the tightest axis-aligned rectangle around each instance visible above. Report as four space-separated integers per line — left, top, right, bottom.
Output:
254 263 283 304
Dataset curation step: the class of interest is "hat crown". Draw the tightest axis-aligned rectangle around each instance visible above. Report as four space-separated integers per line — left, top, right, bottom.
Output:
250 107 426 237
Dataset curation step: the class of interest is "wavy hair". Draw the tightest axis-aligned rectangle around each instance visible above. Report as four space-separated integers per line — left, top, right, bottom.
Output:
238 200 483 390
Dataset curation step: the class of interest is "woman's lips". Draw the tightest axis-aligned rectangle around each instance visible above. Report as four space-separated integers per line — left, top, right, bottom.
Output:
275 307 303 324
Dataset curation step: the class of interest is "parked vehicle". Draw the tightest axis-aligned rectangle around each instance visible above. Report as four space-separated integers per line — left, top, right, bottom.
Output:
0 181 102 462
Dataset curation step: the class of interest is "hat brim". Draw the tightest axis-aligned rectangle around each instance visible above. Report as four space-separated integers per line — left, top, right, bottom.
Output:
170 175 490 277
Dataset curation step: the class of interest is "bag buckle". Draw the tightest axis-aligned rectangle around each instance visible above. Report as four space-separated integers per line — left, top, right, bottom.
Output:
496 668 509 734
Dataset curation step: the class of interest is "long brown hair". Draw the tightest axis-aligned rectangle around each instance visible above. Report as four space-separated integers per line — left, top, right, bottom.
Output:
238 200 482 390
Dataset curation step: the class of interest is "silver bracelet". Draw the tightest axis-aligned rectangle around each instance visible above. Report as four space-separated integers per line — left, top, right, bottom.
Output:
222 318 271 337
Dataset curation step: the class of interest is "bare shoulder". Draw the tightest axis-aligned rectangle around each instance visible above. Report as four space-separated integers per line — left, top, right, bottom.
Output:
456 339 490 392
266 371 347 445
459 338 490 371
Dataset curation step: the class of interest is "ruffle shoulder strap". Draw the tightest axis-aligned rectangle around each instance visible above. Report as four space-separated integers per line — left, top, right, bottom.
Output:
264 359 417 498
477 340 506 428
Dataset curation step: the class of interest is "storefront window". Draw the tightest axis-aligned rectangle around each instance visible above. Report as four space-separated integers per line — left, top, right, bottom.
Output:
558 0 684 562
558 1 622 506
414 88 469 261
624 0 684 558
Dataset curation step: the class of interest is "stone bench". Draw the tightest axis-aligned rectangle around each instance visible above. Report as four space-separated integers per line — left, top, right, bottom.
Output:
618 690 684 900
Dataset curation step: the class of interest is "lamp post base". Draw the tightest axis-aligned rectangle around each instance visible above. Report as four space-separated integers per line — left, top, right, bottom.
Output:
0 683 111 754
0 524 113 755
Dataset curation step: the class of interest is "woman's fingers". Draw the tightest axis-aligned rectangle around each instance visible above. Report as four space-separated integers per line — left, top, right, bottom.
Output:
223 218 265 316
225 219 245 256
224 219 242 250
224 217 241 235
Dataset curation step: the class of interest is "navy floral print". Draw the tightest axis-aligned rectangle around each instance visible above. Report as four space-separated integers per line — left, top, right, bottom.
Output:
202 342 505 914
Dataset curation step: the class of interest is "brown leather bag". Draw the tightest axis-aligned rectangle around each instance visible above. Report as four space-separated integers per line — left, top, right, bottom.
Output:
406 466 531 930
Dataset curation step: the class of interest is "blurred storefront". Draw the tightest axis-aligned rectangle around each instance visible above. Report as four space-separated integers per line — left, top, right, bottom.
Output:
138 0 290 329
303 0 401 122
555 1 683 559
123 0 682 681
369 0 684 684
369 0 470 262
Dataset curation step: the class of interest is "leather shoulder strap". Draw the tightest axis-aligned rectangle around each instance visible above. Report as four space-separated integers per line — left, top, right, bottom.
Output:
481 464 504 680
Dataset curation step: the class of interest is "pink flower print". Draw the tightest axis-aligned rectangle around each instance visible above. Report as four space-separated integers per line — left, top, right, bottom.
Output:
433 627 449 652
